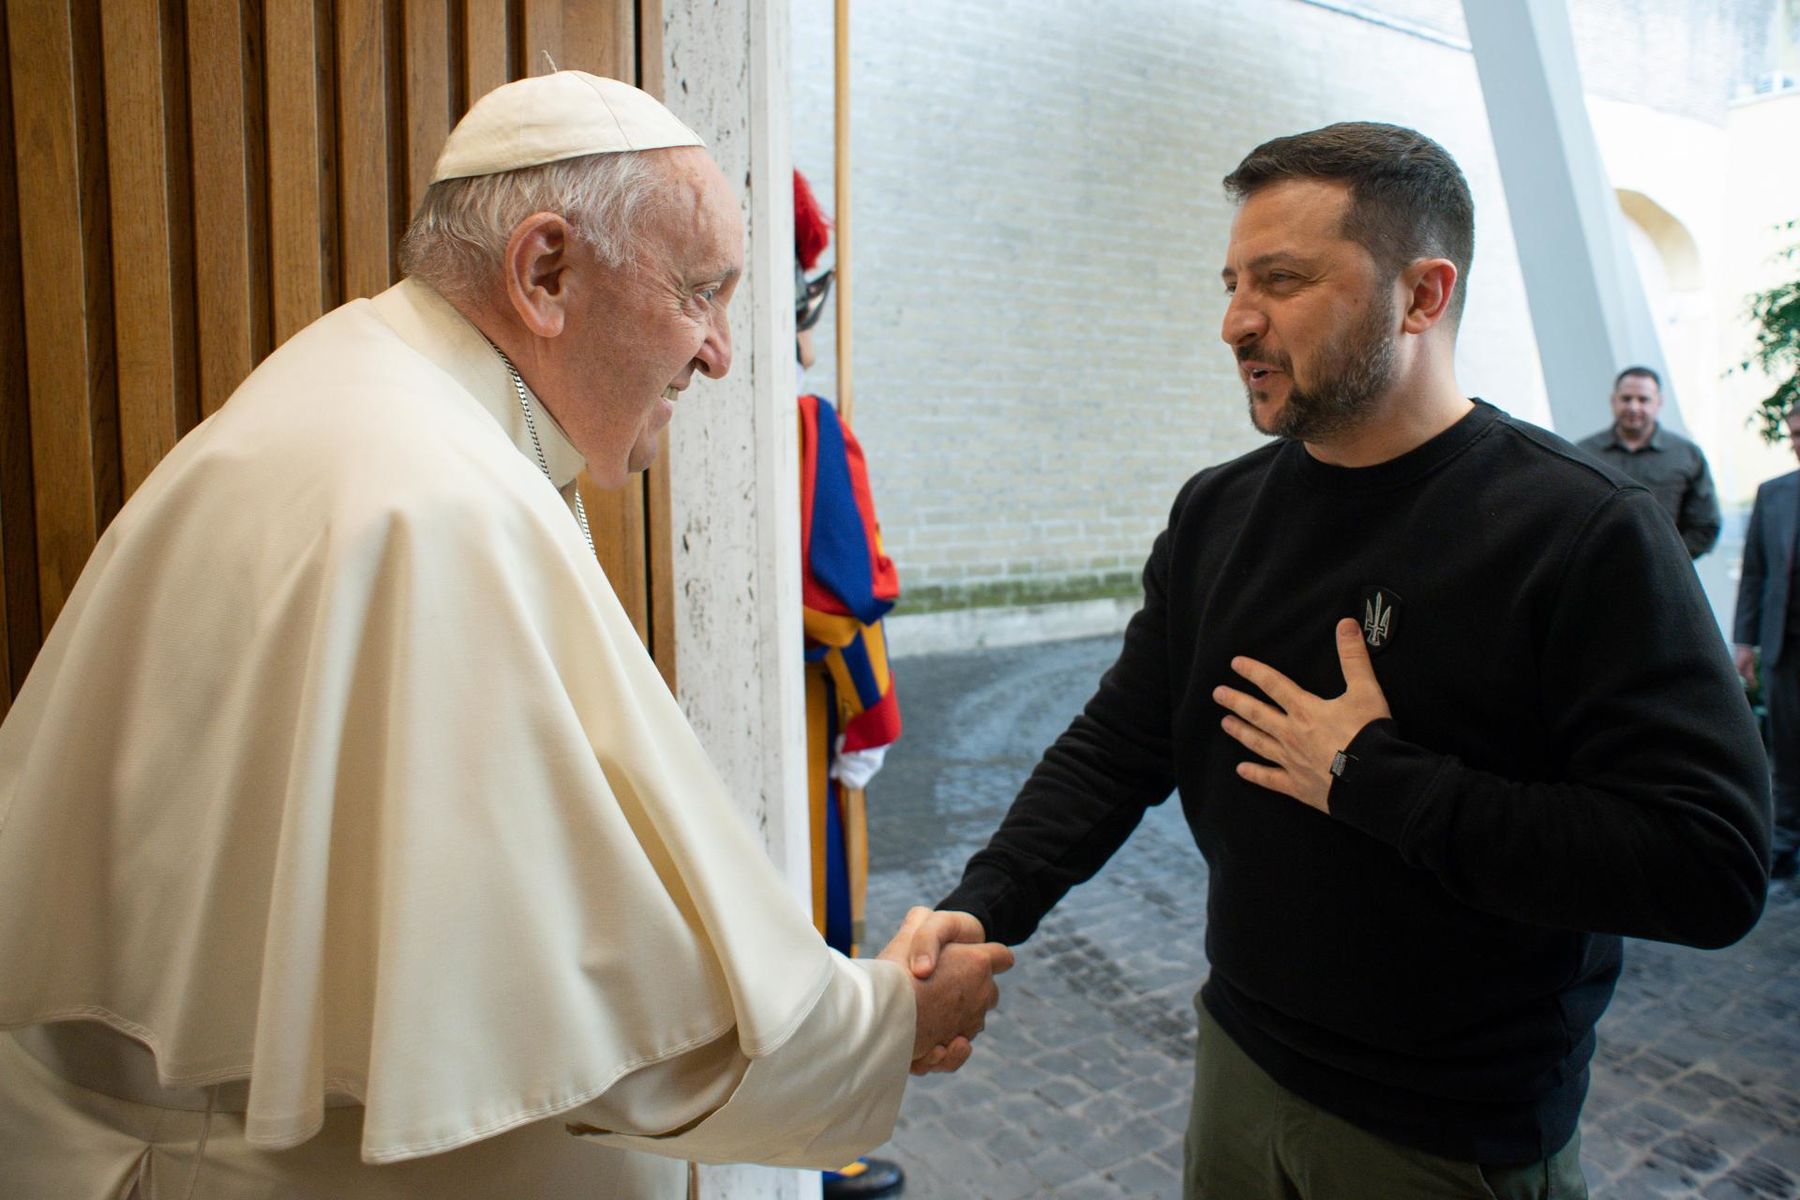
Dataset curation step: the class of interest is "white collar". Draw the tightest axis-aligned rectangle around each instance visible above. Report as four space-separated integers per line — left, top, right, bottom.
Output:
371 278 587 490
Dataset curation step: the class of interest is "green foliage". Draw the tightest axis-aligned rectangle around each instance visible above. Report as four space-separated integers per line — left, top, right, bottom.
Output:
1743 221 1800 444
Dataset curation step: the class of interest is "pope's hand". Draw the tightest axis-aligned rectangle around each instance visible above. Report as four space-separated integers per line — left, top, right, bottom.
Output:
1213 618 1392 814
877 907 1012 1075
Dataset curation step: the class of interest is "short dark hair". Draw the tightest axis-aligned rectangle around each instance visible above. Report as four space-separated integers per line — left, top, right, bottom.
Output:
1613 365 1661 391
1223 122 1475 325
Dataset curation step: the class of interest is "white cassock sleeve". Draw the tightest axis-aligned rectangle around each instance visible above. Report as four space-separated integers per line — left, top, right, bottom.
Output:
562 955 913 1169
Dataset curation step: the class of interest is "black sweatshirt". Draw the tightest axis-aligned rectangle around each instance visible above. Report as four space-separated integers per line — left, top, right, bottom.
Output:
941 401 1769 1165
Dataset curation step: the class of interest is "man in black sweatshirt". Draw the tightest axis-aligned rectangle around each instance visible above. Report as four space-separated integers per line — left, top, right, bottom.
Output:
904 124 1770 1199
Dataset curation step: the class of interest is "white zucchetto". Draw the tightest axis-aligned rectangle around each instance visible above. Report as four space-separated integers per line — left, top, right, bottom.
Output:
431 71 704 183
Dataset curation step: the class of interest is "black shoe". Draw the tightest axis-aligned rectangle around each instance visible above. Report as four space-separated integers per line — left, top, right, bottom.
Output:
822 1156 905 1198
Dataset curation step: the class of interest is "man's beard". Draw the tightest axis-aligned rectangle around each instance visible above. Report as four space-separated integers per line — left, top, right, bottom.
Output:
1242 297 1397 442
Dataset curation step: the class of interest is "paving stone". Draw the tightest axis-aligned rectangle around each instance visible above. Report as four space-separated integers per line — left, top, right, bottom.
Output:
1025 1110 1094 1147
1105 1153 1180 1198
983 1124 1037 1165
1606 1105 1687 1149
1120 1076 1179 1111
1583 1126 1642 1173
1608 1155 1708 1196
1722 1097 1800 1137
1723 1157 1800 1198
1666 1070 1750 1107
1033 1050 1084 1076
1686 1118 1778 1159
1051 1180 1130 1200
1760 1137 1800 1175
1069 1133 1136 1173
1626 1052 1691 1083
1025 1147 1097 1190
1080 1059 1136 1092
1653 1130 1731 1176
1033 1078 1096 1111
1701 1179 1777 1200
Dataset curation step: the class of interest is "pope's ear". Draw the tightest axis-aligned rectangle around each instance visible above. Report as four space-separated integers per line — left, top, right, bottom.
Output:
502 212 572 339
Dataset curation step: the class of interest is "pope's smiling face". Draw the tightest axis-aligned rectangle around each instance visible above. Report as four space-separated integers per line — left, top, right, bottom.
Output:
544 147 743 487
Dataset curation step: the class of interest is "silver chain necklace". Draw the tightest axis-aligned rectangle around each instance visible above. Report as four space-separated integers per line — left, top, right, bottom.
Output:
490 343 595 556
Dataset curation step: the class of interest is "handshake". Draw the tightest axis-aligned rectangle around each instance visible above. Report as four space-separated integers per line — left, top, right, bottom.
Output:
875 907 1014 1076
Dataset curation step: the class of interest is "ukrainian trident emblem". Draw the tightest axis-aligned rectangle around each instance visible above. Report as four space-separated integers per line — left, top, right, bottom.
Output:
1360 586 1401 652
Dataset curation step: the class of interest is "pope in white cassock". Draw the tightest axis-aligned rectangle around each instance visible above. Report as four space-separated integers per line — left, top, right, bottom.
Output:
0 73 1011 1199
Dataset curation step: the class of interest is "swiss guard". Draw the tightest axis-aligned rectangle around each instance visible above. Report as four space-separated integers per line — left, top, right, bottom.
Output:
795 168 906 1200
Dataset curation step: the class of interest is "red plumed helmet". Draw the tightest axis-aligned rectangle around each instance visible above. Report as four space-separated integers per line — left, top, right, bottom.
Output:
794 169 832 270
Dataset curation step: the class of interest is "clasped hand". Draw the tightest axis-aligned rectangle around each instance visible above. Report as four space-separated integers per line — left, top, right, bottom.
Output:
876 908 1012 1075
1211 617 1391 814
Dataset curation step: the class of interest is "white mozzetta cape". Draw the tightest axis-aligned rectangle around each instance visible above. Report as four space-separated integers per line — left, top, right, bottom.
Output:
0 279 910 1173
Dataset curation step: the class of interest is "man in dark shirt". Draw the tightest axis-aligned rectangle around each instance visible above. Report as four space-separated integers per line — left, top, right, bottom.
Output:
1733 408 1800 882
906 124 1769 1200
1577 366 1721 558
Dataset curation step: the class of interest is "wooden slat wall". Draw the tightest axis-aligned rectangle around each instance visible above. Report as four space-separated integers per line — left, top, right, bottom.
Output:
267 1 328 344
0 0 674 713
101 0 184 495
7 0 102 656
0 0 30 706
189 0 258 418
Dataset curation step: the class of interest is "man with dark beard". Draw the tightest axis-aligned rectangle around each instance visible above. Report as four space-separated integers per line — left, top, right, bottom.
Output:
908 123 1769 1199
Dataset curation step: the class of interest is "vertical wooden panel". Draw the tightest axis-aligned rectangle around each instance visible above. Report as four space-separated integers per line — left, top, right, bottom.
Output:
580 474 648 642
462 0 507 102
635 0 662 96
188 0 256 416
7 0 99 629
267 0 325 345
102 0 182 496
161 0 201 439
645 440 676 690
336 0 391 301
0 0 29 706
560 0 629 77
240 0 272 370
70 0 120 536
404 0 450 217
522 0 560 73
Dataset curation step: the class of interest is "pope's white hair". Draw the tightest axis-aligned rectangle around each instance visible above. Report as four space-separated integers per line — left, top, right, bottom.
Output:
399 150 673 302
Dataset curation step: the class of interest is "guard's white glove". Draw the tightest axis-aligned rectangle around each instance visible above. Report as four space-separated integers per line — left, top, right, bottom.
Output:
829 740 889 789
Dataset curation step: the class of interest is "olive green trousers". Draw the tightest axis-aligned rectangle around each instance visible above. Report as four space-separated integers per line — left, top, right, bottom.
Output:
1184 1003 1588 1200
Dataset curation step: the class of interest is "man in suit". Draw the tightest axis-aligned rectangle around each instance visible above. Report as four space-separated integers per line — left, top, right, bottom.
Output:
1734 409 1800 880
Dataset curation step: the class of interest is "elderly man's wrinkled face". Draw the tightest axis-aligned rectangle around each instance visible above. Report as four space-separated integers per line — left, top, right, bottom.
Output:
558 148 742 486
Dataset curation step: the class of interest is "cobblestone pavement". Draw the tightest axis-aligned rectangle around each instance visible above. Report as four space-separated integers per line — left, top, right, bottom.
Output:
858 635 1800 1199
